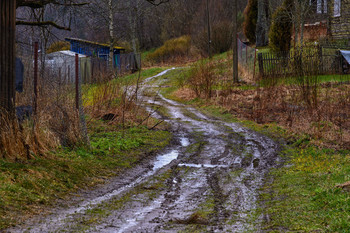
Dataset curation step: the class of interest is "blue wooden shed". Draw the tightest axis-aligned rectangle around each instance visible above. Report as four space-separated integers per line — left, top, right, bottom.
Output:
65 38 125 67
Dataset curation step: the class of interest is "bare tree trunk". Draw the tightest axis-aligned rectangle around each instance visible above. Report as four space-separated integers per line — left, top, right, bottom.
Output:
233 0 238 82
256 0 269 47
0 0 16 113
206 0 211 58
108 0 114 73
128 0 140 69
300 3 305 45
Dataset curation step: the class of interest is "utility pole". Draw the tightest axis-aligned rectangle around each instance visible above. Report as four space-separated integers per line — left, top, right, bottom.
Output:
206 0 211 58
233 0 239 82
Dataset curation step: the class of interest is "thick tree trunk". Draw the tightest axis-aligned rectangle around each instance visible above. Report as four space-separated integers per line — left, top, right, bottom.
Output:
0 0 16 113
256 0 269 47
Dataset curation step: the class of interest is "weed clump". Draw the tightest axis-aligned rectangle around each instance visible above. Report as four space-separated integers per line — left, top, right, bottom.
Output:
147 36 191 63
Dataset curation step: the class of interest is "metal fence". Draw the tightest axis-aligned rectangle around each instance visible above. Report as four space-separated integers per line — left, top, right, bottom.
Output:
257 46 349 78
237 38 257 78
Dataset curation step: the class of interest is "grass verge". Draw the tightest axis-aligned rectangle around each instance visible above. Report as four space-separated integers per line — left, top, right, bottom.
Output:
0 121 172 230
158 66 350 232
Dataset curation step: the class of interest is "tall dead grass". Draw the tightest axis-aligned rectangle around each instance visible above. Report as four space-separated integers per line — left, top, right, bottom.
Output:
179 51 350 149
0 68 83 161
147 36 193 64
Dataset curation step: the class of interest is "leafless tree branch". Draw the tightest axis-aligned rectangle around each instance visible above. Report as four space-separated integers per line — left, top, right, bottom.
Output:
17 0 88 9
16 20 71 31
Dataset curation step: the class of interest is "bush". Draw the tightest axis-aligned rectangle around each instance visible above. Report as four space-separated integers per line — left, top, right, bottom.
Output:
243 0 258 44
269 6 292 53
211 21 233 54
187 60 215 99
47 41 70 54
193 21 233 56
147 36 191 63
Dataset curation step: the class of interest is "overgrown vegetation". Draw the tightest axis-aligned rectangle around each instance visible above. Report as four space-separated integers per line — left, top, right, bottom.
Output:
0 68 172 230
154 50 350 231
193 20 235 55
0 123 171 230
147 36 192 64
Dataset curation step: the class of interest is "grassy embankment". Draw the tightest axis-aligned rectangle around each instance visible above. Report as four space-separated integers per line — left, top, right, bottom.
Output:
0 67 172 230
154 52 350 231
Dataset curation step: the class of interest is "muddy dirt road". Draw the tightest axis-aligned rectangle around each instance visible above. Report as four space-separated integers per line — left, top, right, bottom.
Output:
9 68 280 233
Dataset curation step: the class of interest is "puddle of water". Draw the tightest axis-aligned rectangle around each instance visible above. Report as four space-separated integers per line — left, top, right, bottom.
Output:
143 68 175 83
180 137 190 147
178 163 229 168
153 150 179 171
117 197 164 233
158 93 182 106
234 157 242 164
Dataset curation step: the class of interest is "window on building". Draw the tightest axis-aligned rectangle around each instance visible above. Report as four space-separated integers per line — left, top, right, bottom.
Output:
315 0 328 14
323 0 328 13
334 0 341 17
317 0 322 13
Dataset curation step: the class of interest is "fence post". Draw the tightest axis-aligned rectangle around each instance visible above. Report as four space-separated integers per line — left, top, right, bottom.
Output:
34 42 39 115
318 45 323 75
246 45 248 65
253 49 257 80
75 54 79 110
75 54 90 146
258 53 264 78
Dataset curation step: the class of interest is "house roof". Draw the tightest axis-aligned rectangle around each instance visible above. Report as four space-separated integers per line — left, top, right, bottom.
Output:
65 37 124 50
47 50 87 58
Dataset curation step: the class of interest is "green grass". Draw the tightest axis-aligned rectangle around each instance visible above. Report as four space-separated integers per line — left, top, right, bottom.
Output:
262 146 350 232
156 65 350 232
118 67 168 85
0 122 172 230
259 74 350 87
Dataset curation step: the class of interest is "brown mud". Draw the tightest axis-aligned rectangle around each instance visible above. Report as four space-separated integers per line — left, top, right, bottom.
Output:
6 68 281 233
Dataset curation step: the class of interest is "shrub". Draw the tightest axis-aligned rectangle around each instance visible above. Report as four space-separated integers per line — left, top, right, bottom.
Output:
47 41 70 54
243 0 258 44
147 36 191 63
187 60 215 99
211 21 233 54
269 6 292 53
193 21 233 56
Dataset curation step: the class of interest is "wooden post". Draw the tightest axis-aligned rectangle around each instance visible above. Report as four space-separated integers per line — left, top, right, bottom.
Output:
34 42 39 115
253 49 257 80
75 54 90 146
246 45 248 65
75 54 79 110
258 53 264 78
0 0 16 112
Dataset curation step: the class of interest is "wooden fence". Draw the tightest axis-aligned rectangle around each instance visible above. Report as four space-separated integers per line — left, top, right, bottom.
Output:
257 46 345 78
90 53 141 80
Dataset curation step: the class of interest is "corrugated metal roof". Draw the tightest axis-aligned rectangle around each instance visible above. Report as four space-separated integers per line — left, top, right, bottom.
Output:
340 50 350 64
47 50 87 58
65 37 124 50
